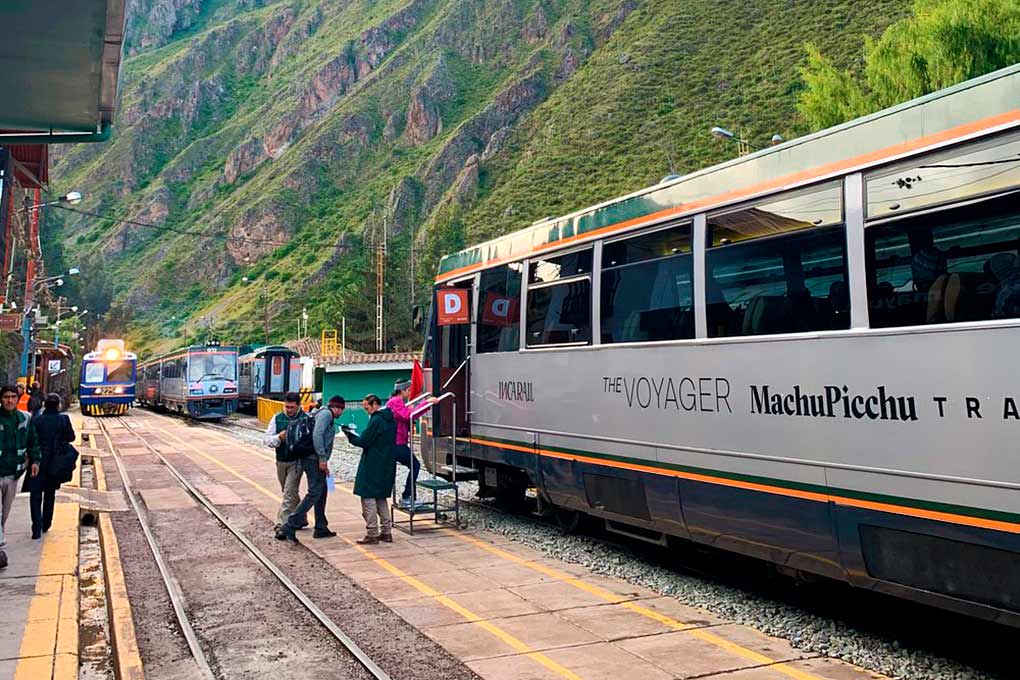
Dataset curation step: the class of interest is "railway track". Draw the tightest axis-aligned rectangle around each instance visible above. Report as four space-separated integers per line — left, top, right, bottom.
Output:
93 414 393 680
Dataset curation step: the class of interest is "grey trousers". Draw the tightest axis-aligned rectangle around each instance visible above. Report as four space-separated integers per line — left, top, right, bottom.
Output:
276 461 306 527
0 475 19 550
360 497 391 537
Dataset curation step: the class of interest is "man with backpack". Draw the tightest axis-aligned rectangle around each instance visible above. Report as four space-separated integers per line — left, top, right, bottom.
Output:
263 392 310 532
277 393 344 542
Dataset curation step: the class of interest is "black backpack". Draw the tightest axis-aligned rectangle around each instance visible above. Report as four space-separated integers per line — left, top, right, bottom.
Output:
285 413 316 459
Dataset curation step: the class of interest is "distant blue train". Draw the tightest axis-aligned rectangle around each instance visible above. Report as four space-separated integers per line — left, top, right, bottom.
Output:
79 339 137 416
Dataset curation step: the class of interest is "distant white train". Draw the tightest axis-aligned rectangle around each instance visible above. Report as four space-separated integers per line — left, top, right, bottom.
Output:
422 65 1020 626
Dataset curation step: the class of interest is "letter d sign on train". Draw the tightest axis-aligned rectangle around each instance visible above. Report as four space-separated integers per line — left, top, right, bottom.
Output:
438 289 470 325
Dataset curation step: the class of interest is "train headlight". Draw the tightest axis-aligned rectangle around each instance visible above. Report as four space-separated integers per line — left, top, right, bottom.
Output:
114 386 125 394
223 387 236 394
189 388 203 395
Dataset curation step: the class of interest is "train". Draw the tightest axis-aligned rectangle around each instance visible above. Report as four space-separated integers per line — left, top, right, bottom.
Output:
78 339 137 415
421 65 1020 627
137 342 239 420
237 345 303 412
30 342 73 409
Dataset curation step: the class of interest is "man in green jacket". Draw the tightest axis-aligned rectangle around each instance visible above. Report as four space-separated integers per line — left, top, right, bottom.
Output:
343 394 396 545
0 384 41 569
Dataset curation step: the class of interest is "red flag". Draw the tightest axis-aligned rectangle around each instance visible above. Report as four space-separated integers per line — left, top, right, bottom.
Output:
410 358 424 399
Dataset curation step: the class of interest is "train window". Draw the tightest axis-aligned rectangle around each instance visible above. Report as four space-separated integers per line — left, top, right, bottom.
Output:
477 263 522 353
709 182 843 247
866 131 1020 218
526 278 591 346
529 249 593 284
707 185 849 337
188 352 236 381
865 192 1020 328
601 223 694 343
83 363 104 383
106 361 133 383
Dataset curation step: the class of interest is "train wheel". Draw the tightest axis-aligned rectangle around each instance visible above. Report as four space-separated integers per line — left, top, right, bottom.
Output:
555 509 582 535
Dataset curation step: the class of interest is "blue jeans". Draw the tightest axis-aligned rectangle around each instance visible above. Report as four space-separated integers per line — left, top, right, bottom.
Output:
285 458 328 531
393 445 420 500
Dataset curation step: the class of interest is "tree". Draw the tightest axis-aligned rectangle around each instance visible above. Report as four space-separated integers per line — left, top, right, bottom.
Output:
798 0 1020 129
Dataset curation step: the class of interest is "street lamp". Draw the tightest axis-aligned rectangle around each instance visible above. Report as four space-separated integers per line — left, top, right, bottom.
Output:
16 191 83 213
710 127 786 156
21 268 81 377
242 276 270 344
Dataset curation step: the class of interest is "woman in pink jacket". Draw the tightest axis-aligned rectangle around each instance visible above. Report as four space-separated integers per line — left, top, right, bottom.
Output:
386 380 436 507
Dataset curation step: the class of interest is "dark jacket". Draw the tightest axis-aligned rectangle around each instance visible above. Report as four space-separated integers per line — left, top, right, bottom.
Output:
23 408 75 492
0 408 40 478
265 410 310 462
347 408 396 498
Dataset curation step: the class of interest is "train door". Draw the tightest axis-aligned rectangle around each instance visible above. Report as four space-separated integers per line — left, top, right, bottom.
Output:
431 281 472 437
269 353 286 394
253 358 266 396
287 355 302 392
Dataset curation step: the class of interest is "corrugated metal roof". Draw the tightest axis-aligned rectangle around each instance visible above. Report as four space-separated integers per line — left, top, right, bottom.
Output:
284 338 419 367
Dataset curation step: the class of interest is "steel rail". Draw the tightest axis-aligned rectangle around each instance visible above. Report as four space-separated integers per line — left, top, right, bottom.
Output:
102 414 393 680
95 417 217 680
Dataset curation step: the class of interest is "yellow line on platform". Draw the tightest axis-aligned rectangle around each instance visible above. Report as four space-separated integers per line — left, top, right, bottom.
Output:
13 502 80 680
151 421 583 680
446 534 824 680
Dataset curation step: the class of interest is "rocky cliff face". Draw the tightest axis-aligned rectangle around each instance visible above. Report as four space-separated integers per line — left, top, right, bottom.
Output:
51 0 906 356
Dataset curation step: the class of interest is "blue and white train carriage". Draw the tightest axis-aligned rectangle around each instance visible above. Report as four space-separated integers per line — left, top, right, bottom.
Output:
79 339 136 416
423 65 1020 626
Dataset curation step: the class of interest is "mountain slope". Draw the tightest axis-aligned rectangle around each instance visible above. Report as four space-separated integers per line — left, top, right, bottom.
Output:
49 0 907 357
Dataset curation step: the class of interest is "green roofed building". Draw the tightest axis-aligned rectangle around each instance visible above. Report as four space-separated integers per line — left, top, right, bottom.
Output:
320 351 418 430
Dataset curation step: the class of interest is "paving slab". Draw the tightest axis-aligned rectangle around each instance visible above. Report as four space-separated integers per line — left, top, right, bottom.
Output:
617 625 815 679
709 658 887 680
509 580 624 612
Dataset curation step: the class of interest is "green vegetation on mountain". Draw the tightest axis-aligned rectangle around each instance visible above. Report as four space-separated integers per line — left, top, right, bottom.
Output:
49 0 916 357
798 0 1020 128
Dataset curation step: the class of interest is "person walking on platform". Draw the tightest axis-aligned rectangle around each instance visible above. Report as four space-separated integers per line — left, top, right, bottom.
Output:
263 392 310 532
275 395 345 542
387 381 437 508
343 394 396 544
0 384 41 569
24 393 75 539
28 382 44 418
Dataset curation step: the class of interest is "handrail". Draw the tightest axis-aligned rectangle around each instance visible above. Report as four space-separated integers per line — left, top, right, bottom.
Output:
441 359 468 391
406 392 431 407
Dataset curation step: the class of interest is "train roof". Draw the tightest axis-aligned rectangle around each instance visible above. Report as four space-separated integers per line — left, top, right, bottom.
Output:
436 63 1020 282
239 345 300 359
139 343 239 366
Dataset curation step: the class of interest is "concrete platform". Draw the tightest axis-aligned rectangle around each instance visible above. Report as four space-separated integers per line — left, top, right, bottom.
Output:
0 489 80 680
113 410 889 680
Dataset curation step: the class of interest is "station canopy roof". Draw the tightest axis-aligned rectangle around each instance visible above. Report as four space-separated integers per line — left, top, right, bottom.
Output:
0 0 126 139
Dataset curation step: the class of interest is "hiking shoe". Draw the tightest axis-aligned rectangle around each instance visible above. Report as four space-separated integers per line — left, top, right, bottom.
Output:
312 529 337 539
0 551 7 569
275 528 299 543
379 533 393 543
356 535 379 545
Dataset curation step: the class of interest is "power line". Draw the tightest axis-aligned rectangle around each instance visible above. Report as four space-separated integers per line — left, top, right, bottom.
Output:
51 203 425 253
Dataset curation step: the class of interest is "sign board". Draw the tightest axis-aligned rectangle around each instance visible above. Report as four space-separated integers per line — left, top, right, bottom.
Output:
481 293 518 327
47 359 62 374
0 313 21 331
437 289 470 326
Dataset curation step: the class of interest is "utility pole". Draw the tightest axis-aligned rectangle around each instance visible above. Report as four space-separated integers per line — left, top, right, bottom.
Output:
375 216 386 352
